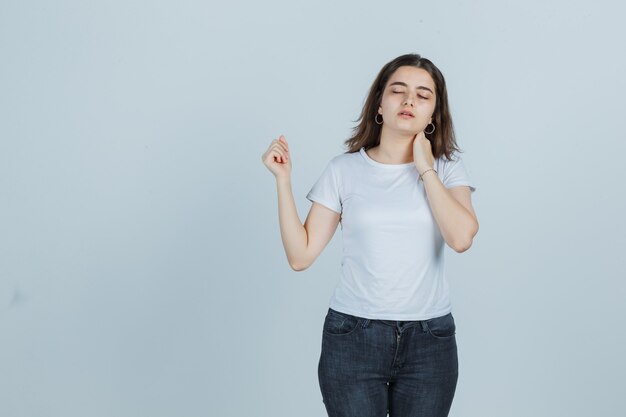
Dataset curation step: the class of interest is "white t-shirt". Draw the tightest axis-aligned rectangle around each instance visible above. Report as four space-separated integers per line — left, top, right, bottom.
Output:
306 146 476 320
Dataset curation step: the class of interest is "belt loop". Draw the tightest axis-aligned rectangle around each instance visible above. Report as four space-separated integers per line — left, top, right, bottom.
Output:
361 318 371 328
419 320 427 332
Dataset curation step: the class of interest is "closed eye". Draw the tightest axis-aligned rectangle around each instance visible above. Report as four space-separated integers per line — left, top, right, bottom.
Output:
393 91 428 99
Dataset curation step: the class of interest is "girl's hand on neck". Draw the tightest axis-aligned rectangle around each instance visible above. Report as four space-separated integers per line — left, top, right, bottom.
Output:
412 130 435 173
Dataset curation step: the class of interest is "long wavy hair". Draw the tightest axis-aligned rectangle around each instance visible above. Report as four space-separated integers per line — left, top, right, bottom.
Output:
343 53 461 161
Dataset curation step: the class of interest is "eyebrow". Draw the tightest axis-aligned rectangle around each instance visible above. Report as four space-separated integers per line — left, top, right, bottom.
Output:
388 81 434 94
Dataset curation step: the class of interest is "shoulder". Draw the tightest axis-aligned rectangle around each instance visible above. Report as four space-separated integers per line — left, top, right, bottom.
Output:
327 150 361 169
435 151 465 171
436 150 464 163
331 149 360 162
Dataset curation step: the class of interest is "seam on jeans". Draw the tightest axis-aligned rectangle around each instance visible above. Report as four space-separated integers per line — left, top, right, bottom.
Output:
328 309 347 328
324 312 361 337
423 316 456 339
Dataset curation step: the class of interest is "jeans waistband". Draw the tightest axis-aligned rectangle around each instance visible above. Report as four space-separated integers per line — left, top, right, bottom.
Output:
378 319 426 332
329 308 429 332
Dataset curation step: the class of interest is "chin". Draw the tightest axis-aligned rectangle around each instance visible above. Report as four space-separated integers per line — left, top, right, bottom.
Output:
395 126 419 134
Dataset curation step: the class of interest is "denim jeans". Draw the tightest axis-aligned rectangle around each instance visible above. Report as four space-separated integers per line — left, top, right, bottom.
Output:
318 307 458 417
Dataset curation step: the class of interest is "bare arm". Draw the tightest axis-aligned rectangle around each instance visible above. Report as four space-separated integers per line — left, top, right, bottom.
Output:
276 176 340 270
263 135 340 271
421 171 479 252
275 177 308 270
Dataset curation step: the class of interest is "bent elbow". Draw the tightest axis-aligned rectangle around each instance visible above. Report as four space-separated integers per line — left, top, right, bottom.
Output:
289 251 313 272
452 240 472 253
290 261 310 272
450 233 475 253
452 220 479 253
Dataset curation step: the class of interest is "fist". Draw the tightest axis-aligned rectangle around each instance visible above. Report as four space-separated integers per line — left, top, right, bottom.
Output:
262 135 292 179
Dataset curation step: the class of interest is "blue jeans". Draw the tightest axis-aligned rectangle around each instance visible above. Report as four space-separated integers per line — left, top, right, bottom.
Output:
318 307 458 417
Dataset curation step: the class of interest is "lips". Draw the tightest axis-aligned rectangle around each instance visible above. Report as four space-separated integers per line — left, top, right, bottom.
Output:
398 109 414 117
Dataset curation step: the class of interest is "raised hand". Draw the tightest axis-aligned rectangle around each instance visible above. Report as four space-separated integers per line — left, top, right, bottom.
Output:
262 135 292 179
412 130 435 174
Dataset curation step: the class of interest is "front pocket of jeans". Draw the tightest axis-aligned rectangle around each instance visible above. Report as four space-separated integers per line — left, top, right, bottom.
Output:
323 309 361 336
425 313 456 339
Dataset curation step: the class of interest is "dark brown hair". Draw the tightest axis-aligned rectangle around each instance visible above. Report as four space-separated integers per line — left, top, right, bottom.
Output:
343 53 461 160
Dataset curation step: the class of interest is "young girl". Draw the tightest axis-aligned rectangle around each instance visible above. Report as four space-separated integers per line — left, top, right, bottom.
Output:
262 53 478 417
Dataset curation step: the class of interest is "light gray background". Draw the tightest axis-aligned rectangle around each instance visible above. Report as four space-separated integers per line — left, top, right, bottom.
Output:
1 0 624 416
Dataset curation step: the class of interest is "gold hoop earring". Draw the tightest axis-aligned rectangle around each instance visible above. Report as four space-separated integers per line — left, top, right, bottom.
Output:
375 114 383 125
424 122 435 134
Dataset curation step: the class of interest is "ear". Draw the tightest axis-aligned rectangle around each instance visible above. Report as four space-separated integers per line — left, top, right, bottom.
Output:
378 106 382 115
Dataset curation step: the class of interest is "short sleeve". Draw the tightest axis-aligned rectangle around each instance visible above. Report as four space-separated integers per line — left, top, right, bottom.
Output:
306 159 342 214
441 154 476 193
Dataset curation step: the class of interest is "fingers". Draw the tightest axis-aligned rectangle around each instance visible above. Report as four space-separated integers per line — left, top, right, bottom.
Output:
271 136 289 161
273 136 288 151
268 146 287 164
273 140 288 153
412 131 426 143
273 148 287 162
263 135 290 165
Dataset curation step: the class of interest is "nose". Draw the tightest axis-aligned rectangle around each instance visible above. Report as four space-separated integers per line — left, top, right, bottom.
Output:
403 93 416 106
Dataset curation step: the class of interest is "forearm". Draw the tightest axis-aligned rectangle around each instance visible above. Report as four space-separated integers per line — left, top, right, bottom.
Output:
421 171 477 252
276 177 308 269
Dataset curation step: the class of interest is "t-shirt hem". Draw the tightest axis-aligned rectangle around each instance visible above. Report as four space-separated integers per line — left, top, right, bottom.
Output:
445 182 476 192
306 192 341 214
328 301 452 321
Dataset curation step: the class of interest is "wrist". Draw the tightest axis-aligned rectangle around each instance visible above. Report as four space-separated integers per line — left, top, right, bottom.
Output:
418 167 437 182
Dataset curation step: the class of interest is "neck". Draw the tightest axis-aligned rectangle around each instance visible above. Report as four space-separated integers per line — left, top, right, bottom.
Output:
369 127 415 164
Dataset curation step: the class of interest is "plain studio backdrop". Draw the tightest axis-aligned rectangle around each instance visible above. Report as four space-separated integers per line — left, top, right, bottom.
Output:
1 0 624 416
